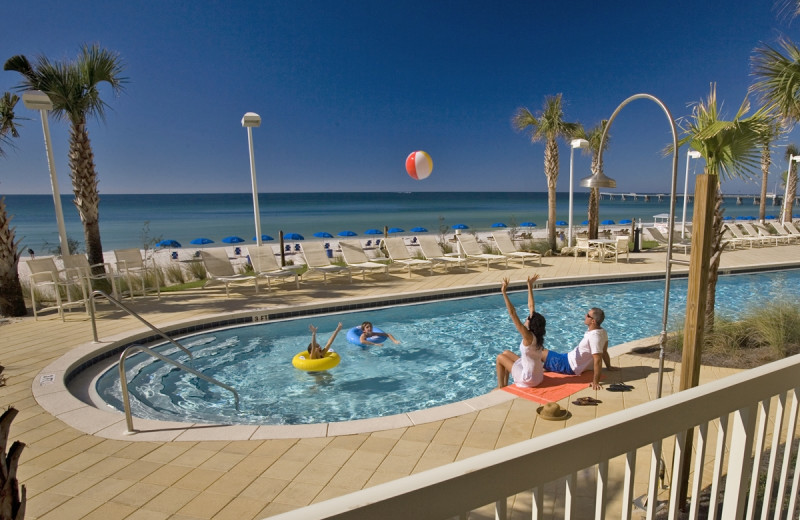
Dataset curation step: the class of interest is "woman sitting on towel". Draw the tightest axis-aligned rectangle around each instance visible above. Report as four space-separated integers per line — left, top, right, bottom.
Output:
496 274 545 388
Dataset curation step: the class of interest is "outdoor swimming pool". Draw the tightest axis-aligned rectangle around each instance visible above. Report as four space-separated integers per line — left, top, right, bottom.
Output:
95 269 800 425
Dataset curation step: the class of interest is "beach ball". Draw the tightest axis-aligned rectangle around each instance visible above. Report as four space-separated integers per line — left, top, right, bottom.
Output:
405 151 433 180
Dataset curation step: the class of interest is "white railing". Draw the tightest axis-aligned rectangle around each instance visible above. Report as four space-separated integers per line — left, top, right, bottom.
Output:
267 354 800 520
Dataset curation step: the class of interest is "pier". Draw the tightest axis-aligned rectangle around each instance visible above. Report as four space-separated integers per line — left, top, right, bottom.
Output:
599 192 797 206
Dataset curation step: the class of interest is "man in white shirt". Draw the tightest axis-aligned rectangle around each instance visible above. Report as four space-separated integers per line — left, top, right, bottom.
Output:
541 307 614 390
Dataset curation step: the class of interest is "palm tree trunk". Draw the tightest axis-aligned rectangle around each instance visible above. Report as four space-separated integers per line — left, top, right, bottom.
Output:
784 163 798 222
68 121 105 274
545 138 559 251
0 198 26 317
587 188 599 240
759 144 769 222
704 190 725 332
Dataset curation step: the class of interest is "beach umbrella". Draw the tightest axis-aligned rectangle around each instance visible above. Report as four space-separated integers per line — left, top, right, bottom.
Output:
601 219 615 225
156 239 181 248
387 227 405 233
452 224 469 230
722 216 733 221
555 220 568 226
766 215 777 220
284 233 304 240
410 227 428 232
520 222 537 227
491 223 507 228
735 215 747 220
313 231 334 238
619 219 632 225
337 230 357 237
365 229 383 235
190 238 214 245
581 220 590 226
253 234 274 241
222 236 245 244
794 214 800 219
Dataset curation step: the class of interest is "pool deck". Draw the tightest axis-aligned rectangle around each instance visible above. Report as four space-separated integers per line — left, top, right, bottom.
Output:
4 244 800 519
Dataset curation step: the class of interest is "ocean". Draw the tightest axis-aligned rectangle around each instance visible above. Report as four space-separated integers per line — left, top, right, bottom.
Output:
2 192 778 253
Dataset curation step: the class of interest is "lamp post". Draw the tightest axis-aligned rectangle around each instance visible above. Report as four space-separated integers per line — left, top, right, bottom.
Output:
568 138 589 247
681 150 702 239
22 90 69 257
241 112 263 246
781 155 800 224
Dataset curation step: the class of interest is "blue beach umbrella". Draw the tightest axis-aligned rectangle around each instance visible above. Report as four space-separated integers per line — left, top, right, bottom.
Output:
619 219 632 225
746 216 757 220
284 233 304 240
222 236 245 244
766 215 777 220
338 230 357 237
190 238 214 245
253 234 274 242
581 220 589 226
555 220 568 226
601 219 615 225
736 215 748 220
410 227 428 233
313 231 334 238
156 239 181 248
452 224 469 230
722 216 734 221
365 229 383 235
520 222 536 227
387 227 405 233
491 222 507 228
794 214 800 219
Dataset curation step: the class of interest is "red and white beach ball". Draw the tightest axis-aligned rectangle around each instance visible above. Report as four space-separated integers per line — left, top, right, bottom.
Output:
405 151 433 180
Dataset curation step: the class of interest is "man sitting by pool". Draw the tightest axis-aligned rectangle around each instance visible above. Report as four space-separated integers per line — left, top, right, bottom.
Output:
540 307 616 390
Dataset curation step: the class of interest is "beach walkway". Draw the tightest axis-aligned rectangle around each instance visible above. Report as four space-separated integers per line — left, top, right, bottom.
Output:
3 245 799 519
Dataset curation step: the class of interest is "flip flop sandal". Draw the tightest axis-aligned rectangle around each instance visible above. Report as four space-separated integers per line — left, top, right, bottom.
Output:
607 383 634 392
572 397 602 406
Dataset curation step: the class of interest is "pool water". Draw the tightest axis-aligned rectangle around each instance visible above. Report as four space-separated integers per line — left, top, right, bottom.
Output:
95 269 800 425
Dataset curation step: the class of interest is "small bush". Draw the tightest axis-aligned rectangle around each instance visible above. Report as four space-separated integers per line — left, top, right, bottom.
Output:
164 264 186 284
186 261 207 281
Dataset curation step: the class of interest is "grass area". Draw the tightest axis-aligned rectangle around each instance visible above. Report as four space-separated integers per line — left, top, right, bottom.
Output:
160 280 206 292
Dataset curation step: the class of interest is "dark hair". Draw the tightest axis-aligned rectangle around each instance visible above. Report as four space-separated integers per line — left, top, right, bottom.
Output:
527 312 546 349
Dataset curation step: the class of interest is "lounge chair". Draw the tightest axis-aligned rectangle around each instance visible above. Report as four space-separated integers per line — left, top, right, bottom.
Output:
645 227 691 254
417 235 468 272
723 223 763 248
383 237 433 277
248 245 299 290
761 222 797 244
301 242 352 284
743 222 784 246
492 231 542 267
456 233 509 271
115 248 160 298
781 221 800 241
26 258 88 321
200 249 258 297
605 235 630 263
62 253 121 299
338 240 390 280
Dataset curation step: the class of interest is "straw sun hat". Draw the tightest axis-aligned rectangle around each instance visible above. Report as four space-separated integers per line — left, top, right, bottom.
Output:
536 402 571 421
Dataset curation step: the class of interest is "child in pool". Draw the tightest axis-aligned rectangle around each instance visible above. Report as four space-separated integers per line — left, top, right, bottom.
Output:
307 322 343 359
360 321 401 346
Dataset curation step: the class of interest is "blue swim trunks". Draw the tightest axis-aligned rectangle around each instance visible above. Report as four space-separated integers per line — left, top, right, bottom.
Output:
543 351 575 375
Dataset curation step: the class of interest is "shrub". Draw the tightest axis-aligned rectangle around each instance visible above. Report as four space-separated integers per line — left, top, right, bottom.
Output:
186 261 207 281
164 264 186 284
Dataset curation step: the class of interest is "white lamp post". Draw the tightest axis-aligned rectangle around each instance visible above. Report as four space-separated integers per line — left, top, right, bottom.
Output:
782 155 800 224
241 112 263 246
568 138 589 247
22 90 69 257
681 150 702 239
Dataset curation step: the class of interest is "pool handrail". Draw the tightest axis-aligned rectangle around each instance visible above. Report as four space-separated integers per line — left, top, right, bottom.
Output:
88 289 192 358
118 343 240 434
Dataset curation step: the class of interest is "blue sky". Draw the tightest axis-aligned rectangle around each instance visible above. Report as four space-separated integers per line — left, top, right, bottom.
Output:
2 1 799 195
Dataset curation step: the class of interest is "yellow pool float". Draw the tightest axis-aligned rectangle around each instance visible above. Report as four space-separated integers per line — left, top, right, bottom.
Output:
292 350 341 371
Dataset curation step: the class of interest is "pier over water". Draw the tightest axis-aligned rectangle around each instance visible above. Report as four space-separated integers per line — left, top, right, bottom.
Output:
599 192 796 206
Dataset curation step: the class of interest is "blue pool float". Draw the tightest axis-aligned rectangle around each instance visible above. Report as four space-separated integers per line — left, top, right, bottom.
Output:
346 326 387 347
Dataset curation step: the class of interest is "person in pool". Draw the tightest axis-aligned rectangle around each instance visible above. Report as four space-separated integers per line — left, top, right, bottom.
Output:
540 307 616 390
359 321 400 346
495 274 545 388
307 322 343 359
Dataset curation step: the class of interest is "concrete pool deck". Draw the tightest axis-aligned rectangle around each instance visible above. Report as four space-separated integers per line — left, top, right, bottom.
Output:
3 244 800 519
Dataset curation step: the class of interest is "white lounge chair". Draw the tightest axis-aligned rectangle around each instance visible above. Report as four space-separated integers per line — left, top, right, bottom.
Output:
26 257 88 321
740 222 781 246
769 222 799 243
200 249 258 297
383 237 433 277
781 221 800 241
339 240 390 280
417 235 468 272
301 243 351 284
62 253 122 299
115 248 160 298
456 233 509 271
492 231 541 267
248 245 299 290
723 223 763 248
645 227 691 254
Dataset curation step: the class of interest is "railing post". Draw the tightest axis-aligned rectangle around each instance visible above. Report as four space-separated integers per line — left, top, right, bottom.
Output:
720 404 757 519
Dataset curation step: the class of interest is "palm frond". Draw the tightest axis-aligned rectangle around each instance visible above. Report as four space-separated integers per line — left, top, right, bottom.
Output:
751 37 800 124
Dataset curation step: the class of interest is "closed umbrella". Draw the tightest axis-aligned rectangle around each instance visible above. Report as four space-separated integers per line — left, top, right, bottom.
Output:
365 229 383 235
156 239 181 248
313 232 334 238
284 233 304 240
387 227 404 233
410 227 428 232
491 223 507 228
190 238 214 245
253 234 274 241
222 236 245 244
338 230 357 237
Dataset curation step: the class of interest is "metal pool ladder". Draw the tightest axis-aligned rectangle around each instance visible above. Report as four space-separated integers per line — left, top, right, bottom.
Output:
88 290 240 434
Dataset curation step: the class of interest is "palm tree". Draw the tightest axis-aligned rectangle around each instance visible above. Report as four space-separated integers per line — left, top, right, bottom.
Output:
4 44 127 273
575 121 610 240
783 143 799 221
758 122 782 222
751 37 800 124
512 94 580 250
678 84 772 331
0 92 27 317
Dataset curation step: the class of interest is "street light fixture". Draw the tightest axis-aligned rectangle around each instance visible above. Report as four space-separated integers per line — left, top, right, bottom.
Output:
241 112 263 246
22 90 69 256
781 155 800 224
682 150 702 239
568 138 589 247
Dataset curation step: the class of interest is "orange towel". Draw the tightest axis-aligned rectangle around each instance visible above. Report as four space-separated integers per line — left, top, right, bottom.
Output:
501 371 596 404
